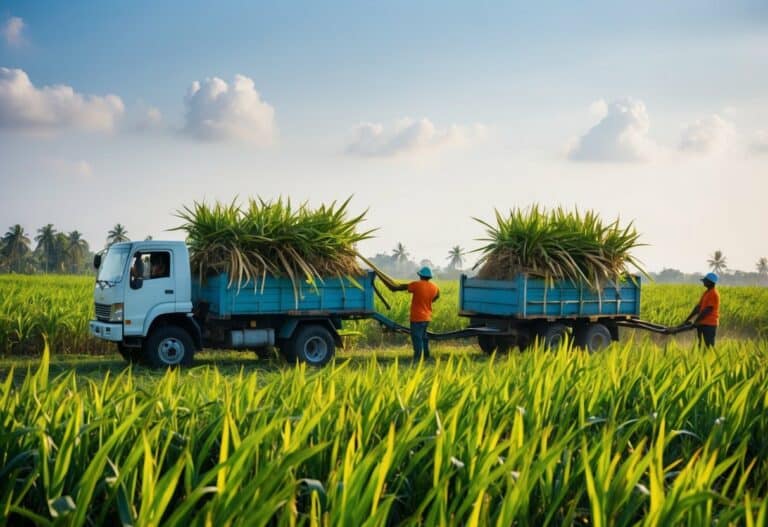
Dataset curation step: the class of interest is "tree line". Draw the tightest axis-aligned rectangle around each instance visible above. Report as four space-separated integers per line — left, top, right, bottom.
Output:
2 225 767 286
367 243 469 279
0 223 129 274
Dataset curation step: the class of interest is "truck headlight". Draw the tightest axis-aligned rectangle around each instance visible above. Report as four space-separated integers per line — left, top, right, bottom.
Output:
109 303 124 322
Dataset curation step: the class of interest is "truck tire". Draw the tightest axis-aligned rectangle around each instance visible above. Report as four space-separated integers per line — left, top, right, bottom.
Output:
541 323 569 350
143 326 194 368
580 323 612 353
290 325 335 367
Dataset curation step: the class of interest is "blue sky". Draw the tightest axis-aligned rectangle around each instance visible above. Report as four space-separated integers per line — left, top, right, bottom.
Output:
1 1 767 272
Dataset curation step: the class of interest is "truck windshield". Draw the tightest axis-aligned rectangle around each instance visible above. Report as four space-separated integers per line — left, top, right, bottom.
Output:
97 245 131 284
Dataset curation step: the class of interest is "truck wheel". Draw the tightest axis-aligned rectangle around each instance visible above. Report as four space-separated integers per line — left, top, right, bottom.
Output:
581 323 612 353
541 323 569 350
143 326 194 368
290 325 335 367
477 335 496 354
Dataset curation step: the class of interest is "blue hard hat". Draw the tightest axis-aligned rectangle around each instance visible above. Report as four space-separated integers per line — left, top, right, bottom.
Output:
417 266 433 279
702 272 718 284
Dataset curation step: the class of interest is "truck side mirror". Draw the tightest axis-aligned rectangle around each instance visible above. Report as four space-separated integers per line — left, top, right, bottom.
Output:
130 277 143 290
93 254 101 269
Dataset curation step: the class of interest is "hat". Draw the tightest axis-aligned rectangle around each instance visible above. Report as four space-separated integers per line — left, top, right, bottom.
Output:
417 266 433 279
702 272 718 284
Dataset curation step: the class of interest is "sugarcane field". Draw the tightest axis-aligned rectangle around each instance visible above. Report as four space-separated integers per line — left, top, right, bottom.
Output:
2 3 767 526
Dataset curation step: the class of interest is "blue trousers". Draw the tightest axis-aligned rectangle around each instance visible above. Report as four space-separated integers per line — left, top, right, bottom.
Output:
410 321 430 360
696 325 716 347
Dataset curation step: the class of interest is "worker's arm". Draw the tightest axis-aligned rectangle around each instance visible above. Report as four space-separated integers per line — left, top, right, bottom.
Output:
376 276 408 292
692 306 713 324
685 304 700 323
433 291 440 301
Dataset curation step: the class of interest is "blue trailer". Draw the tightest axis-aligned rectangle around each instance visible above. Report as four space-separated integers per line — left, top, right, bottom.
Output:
455 273 668 352
192 271 376 366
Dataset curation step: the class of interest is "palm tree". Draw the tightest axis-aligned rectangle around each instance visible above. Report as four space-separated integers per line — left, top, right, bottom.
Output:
47 233 69 273
35 224 57 273
66 231 89 274
1 224 32 273
446 245 466 270
757 257 768 283
107 224 129 246
392 242 409 264
707 250 727 274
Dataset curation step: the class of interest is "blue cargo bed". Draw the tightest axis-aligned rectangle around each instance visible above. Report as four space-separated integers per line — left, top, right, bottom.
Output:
459 274 641 319
192 271 376 318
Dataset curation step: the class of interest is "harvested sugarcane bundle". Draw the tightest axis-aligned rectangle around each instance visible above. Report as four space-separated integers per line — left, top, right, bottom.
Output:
473 205 647 290
173 197 374 292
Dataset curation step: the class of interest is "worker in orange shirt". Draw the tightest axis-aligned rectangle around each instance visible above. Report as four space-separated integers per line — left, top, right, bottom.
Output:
391 267 440 361
685 272 720 347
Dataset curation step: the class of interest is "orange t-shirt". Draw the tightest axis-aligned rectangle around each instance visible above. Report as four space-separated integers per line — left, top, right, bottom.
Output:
407 280 440 322
697 288 720 326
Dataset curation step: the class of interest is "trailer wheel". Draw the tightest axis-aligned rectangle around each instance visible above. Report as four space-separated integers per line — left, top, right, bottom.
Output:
541 323 569 350
143 326 194 368
290 325 335 367
580 323 612 353
477 335 496 354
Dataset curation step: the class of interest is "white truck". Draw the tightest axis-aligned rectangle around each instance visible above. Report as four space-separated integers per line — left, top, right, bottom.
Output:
89 241 376 367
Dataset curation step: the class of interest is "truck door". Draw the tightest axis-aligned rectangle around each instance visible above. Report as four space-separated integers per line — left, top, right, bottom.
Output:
123 250 176 336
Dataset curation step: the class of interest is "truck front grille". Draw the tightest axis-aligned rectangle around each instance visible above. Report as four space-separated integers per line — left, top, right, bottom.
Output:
95 303 111 321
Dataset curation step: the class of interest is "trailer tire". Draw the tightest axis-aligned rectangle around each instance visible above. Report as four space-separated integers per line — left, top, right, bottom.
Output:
291 325 335 367
580 323 612 353
541 323 569 350
143 326 194 368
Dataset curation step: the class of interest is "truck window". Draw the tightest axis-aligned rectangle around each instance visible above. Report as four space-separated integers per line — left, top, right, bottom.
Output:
131 251 171 280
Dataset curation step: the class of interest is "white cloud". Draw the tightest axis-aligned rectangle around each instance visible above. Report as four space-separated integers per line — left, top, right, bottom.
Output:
588 99 608 119
679 114 735 154
0 67 124 133
749 130 768 155
346 118 486 157
183 74 276 145
568 97 655 162
1 17 24 46
133 104 163 131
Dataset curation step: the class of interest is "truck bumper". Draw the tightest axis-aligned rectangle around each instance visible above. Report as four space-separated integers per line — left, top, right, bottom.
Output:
89 320 123 342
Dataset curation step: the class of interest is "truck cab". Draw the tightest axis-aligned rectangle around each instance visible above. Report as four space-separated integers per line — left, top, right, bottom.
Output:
89 241 201 367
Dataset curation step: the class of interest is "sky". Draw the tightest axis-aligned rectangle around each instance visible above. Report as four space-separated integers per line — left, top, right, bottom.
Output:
1 0 767 273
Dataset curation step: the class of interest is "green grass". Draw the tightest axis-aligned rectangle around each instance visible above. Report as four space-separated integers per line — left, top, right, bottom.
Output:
1 341 767 525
